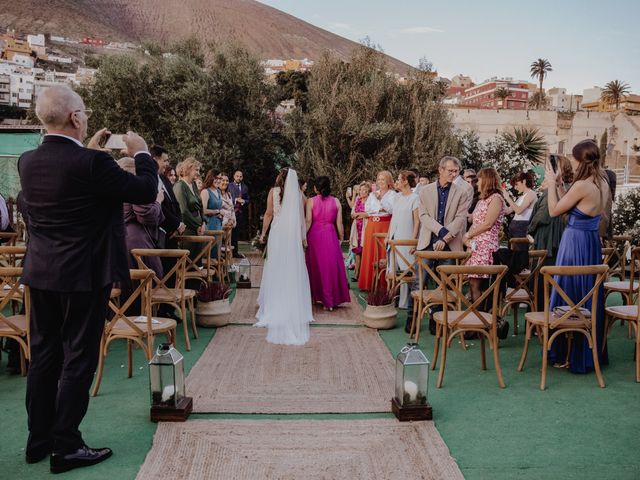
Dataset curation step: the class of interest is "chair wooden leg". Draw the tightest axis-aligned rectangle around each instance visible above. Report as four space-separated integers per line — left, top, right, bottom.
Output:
188 298 198 339
591 332 606 388
635 324 640 383
518 321 532 371
491 333 506 388
188 298 197 339
540 330 549 390
19 347 26 376
480 335 487 370
181 303 191 351
92 336 106 397
431 323 440 370
127 340 133 378
436 328 449 388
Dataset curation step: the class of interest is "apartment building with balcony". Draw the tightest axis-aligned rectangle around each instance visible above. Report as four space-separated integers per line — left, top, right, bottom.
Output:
460 77 530 109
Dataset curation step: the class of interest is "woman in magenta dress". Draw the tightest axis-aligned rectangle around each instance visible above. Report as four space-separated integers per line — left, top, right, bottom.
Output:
305 176 351 310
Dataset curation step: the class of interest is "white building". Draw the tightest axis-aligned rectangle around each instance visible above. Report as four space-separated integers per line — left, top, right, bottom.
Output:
10 54 35 68
546 87 582 112
0 74 10 105
27 34 46 56
46 54 73 64
582 87 603 105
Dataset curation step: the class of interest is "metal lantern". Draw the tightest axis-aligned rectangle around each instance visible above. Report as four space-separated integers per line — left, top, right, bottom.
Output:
149 343 192 422
237 257 252 289
392 343 432 421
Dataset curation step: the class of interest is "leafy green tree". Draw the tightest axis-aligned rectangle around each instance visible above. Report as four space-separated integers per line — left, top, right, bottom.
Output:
529 58 552 109
601 80 631 110
78 42 290 232
285 46 457 199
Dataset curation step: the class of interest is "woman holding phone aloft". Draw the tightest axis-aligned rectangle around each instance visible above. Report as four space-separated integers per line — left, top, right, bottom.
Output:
544 139 609 373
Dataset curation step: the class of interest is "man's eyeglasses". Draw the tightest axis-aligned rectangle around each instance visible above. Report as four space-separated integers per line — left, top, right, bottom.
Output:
73 109 93 118
443 168 459 174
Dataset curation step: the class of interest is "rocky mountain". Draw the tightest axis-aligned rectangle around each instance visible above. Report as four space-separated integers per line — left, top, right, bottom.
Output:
0 0 413 73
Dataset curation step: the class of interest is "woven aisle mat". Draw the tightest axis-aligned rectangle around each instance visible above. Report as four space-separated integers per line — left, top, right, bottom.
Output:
229 289 363 325
244 250 265 266
136 419 464 480
187 327 394 413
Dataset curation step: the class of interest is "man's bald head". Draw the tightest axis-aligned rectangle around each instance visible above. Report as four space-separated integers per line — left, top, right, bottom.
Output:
35 85 84 130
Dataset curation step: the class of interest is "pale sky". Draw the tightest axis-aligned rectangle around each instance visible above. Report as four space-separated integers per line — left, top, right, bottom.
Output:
258 0 639 94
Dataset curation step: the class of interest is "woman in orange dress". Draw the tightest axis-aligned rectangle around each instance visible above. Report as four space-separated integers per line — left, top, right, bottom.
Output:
358 171 397 291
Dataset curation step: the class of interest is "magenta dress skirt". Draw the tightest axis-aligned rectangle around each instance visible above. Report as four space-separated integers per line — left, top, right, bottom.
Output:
305 195 351 309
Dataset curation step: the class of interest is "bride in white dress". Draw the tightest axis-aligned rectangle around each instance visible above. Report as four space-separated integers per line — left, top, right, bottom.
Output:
255 168 314 345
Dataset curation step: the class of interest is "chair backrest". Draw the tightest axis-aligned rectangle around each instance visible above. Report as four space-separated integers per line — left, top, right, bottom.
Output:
0 245 26 268
0 266 29 334
539 265 608 328
601 247 614 266
606 235 631 278
437 264 508 329
387 239 418 291
509 237 532 251
105 269 154 341
130 248 190 294
176 235 214 283
0 232 18 246
504 249 547 309
414 250 470 292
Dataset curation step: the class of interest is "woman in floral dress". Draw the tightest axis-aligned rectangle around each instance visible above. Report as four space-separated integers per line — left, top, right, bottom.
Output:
463 168 505 302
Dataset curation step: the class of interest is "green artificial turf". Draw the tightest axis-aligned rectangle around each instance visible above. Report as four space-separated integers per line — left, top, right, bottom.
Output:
2 269 639 479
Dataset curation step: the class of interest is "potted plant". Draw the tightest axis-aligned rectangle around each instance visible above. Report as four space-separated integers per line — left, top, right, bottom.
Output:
362 287 397 329
196 282 232 327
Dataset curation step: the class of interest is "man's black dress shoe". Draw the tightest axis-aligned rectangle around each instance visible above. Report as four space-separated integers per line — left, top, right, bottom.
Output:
26 448 50 464
50 446 112 474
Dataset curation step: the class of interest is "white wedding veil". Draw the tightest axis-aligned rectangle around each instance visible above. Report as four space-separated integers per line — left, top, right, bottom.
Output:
256 168 314 345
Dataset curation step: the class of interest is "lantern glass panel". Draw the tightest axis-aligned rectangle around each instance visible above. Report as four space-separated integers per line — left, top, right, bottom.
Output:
149 344 185 408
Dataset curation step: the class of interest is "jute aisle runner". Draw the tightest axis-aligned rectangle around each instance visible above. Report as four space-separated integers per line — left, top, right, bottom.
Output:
187 326 394 413
228 288 363 325
137 419 464 480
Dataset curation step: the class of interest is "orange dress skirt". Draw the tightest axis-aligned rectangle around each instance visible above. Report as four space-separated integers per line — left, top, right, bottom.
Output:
358 215 391 291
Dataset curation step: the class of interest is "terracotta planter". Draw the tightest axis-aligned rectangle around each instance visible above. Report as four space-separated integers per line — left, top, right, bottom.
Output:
196 298 231 327
363 303 397 330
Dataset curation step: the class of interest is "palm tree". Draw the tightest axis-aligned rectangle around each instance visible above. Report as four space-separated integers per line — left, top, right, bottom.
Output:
528 91 549 110
529 58 552 110
503 127 547 164
494 86 511 109
601 80 631 110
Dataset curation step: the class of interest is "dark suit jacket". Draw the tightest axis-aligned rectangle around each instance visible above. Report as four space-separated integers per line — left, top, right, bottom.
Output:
228 181 249 217
18 135 158 292
159 174 182 236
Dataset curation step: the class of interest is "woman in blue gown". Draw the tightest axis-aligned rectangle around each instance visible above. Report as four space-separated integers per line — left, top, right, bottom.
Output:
201 169 223 258
545 139 610 374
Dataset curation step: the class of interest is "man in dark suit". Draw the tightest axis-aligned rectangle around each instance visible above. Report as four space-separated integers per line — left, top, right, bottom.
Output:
228 170 250 257
151 145 185 320
18 85 158 474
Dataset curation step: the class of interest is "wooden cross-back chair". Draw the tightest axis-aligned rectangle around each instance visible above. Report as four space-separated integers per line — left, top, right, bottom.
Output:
0 232 18 248
0 243 23 268
176 235 214 286
604 247 640 306
387 239 418 294
0 266 29 375
606 235 632 280
410 250 470 343
500 249 548 335
131 248 197 351
371 233 388 292
508 236 532 252
202 229 226 284
605 273 640 382
432 264 508 388
601 247 615 267
91 269 178 396
517 264 608 390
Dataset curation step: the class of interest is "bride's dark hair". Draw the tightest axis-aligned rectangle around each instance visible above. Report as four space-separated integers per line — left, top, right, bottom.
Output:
275 168 289 203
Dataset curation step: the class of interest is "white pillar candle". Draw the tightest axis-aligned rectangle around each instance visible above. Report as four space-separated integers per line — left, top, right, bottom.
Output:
404 380 418 401
161 384 176 402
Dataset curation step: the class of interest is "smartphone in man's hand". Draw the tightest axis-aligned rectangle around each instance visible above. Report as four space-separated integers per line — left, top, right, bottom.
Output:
104 134 126 150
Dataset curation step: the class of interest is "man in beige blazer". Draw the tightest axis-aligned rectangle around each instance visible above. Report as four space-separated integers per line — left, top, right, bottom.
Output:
406 156 469 333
